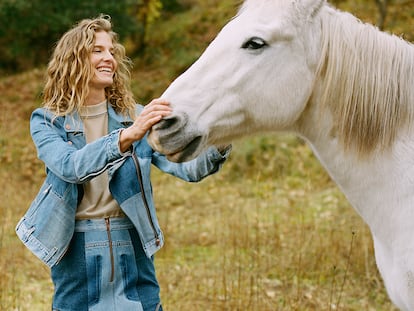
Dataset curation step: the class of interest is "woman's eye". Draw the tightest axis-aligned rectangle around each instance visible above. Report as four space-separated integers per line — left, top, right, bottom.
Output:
241 37 268 50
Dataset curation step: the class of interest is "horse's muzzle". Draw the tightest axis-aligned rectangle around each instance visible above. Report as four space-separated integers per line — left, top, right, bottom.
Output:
148 113 206 162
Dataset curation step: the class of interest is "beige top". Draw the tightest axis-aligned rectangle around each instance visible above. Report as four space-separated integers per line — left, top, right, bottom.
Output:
75 101 124 219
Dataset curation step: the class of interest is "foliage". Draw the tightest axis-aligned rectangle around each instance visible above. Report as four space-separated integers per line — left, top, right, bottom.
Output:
138 0 163 24
126 0 164 53
0 0 177 73
1 0 412 74
161 0 187 12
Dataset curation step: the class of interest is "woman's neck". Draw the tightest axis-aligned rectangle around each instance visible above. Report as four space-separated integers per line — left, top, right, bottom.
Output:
85 89 106 106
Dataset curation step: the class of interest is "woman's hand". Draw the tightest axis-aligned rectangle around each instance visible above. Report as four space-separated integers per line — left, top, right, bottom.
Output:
119 98 172 152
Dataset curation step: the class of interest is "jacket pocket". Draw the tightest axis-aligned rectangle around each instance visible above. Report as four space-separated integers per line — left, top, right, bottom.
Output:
24 182 52 219
15 173 77 267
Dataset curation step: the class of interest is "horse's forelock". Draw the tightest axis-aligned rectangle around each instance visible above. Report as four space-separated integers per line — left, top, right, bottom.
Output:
316 7 414 156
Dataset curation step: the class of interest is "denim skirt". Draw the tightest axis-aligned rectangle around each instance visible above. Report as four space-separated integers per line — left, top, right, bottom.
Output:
51 217 162 311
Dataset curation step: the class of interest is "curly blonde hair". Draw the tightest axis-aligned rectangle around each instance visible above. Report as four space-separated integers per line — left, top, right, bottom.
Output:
43 15 136 117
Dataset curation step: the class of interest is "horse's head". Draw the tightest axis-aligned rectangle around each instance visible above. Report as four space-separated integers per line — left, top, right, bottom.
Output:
148 0 325 162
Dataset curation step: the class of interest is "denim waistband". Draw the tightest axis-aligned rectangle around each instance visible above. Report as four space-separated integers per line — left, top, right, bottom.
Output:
74 217 134 232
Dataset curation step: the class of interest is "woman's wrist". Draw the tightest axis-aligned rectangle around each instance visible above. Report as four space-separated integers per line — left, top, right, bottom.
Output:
119 128 135 153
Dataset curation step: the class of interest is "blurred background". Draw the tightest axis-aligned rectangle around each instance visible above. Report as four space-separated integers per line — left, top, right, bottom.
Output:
0 0 412 310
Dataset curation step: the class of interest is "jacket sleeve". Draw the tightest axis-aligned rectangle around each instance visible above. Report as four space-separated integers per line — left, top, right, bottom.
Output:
30 108 130 184
151 145 232 182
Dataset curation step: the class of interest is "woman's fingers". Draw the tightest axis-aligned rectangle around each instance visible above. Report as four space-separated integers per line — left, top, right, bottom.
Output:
134 99 172 131
147 98 170 106
141 99 171 122
120 100 173 150
144 98 171 113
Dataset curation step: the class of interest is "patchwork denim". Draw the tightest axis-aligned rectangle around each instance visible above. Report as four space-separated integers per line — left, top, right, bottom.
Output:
51 217 162 311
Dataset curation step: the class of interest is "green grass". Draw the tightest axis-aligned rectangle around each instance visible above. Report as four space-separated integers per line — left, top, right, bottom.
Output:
1 0 413 310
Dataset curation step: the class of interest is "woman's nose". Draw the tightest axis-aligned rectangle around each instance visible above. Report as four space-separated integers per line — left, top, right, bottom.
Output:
103 50 114 61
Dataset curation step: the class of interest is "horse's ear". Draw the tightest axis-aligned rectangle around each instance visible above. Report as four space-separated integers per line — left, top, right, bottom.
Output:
294 0 326 19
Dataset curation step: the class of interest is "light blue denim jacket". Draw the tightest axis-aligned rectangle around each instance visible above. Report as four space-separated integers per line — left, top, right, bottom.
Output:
16 103 230 268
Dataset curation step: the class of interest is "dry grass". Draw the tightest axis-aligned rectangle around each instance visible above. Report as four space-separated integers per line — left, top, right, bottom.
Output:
151 136 397 311
0 69 53 311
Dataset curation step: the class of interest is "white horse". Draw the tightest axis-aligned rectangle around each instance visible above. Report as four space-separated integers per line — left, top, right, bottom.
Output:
147 0 414 309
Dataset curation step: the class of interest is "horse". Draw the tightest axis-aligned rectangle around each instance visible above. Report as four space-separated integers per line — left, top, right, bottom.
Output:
147 0 414 309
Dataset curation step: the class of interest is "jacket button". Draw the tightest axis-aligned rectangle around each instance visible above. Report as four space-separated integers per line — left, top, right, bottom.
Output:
68 141 73 145
65 124 71 130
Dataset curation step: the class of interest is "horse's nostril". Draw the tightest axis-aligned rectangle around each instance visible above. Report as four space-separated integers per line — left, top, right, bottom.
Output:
153 113 188 131
155 116 178 130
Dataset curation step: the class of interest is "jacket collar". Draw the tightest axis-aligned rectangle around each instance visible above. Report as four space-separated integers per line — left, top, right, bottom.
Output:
107 103 134 132
63 102 134 133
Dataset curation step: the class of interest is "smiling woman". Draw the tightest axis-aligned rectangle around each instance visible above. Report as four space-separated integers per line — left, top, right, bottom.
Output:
15 14 231 311
41 16 136 118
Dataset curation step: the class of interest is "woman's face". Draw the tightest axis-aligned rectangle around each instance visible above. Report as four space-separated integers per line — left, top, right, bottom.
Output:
89 31 118 92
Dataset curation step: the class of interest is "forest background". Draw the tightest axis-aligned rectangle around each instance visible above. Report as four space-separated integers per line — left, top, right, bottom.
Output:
0 0 413 310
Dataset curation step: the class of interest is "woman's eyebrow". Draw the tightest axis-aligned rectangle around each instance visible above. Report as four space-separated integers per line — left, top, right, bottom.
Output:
93 44 114 49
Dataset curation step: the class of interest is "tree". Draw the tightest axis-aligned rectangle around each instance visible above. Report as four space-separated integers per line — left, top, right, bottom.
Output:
0 0 147 72
128 0 163 54
375 0 388 30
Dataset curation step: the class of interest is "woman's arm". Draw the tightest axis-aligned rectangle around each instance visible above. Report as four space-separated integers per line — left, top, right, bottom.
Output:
151 145 232 182
31 108 128 184
31 99 171 184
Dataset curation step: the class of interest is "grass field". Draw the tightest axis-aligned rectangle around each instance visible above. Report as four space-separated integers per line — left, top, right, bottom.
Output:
1 0 413 310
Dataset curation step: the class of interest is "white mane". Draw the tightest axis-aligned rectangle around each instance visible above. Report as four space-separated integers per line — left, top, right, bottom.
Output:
316 6 414 155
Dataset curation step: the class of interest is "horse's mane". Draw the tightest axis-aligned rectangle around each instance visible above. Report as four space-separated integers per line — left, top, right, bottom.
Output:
316 6 414 156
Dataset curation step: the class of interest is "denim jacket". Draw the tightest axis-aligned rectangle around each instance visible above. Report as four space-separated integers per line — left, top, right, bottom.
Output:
15 103 230 268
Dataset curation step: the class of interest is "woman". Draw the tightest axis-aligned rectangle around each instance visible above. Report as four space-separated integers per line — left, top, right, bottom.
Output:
16 15 230 311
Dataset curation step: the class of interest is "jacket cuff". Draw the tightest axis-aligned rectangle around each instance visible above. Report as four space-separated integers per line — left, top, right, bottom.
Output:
208 144 232 161
117 129 133 156
107 129 132 160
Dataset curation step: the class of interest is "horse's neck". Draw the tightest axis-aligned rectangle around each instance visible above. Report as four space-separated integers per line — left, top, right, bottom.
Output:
295 9 414 232
296 105 414 233
314 6 414 158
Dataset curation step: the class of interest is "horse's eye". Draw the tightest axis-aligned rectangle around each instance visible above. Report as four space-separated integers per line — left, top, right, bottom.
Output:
241 37 268 50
